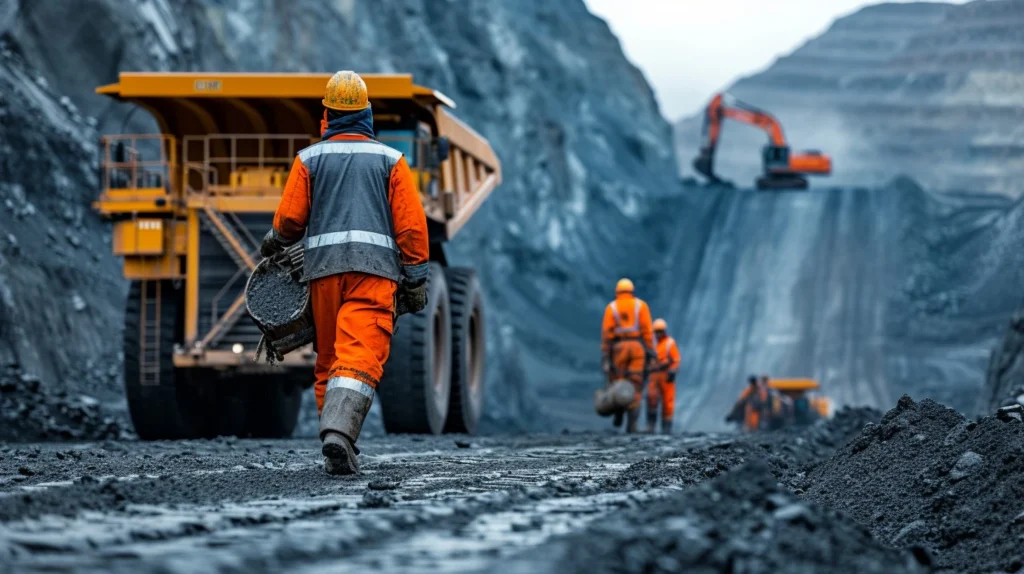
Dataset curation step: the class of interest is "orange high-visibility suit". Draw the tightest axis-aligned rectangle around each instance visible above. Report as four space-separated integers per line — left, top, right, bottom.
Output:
734 383 771 431
601 294 654 410
647 334 681 426
272 131 429 413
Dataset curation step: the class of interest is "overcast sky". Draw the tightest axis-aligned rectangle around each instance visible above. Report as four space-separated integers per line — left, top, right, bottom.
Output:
585 0 967 120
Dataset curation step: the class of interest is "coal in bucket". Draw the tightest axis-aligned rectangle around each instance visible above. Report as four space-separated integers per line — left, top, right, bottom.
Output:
245 245 314 363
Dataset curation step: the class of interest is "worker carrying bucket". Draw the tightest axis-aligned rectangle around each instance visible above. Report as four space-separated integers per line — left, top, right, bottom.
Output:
597 278 655 432
253 70 430 476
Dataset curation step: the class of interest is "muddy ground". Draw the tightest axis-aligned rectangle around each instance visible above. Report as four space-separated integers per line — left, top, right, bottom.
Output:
0 402 1018 573
0 408 895 574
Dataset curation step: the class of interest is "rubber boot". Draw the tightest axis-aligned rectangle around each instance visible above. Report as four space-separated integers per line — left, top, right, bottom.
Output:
661 418 673 435
626 407 640 433
645 413 657 434
613 410 624 428
319 384 373 475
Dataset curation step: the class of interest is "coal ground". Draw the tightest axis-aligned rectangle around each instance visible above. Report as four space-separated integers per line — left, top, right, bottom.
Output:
504 460 928 574
0 409 873 573
0 364 128 443
0 401 1021 573
805 396 1024 573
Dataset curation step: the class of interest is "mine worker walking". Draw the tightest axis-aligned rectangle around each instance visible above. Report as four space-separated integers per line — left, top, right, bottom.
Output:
726 375 771 431
601 278 655 433
646 318 681 434
261 71 430 475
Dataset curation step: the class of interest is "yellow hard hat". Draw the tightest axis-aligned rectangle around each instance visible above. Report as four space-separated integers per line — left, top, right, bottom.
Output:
323 71 369 111
653 318 667 331
615 278 634 294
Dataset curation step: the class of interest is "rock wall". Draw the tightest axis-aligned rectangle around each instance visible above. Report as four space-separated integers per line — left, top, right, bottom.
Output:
644 180 1024 430
0 44 124 399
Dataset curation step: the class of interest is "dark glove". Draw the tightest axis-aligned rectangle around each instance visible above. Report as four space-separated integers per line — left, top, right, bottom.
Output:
667 372 677 384
397 282 427 316
396 263 429 316
260 228 288 259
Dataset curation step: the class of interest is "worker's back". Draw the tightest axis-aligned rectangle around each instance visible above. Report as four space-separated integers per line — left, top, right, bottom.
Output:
602 294 654 350
298 138 404 283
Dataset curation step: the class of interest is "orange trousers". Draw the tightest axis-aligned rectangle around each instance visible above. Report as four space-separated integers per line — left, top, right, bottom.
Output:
646 373 675 422
608 340 646 409
311 273 397 413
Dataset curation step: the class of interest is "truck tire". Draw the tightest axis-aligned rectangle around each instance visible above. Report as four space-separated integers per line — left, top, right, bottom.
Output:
443 268 485 434
243 376 305 438
378 263 451 434
124 281 209 440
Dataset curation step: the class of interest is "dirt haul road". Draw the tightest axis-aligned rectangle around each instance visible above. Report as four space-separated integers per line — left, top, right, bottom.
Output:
0 407 923 574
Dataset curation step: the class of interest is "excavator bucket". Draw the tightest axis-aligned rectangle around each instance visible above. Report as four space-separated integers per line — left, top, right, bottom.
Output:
692 146 733 187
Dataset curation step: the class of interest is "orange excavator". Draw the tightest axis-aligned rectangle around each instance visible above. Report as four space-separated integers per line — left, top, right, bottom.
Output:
692 92 832 191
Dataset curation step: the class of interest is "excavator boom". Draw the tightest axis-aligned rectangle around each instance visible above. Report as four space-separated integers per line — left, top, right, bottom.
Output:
692 92 832 191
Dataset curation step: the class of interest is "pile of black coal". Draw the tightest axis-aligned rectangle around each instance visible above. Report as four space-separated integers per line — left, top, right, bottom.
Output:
508 459 926 574
754 405 883 474
805 395 1024 573
0 364 127 442
641 405 883 490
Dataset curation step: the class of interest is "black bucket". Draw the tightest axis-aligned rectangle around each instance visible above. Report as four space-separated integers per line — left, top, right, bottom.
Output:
245 257 314 362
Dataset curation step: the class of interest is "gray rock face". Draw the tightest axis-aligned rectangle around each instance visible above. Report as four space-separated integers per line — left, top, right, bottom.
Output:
675 0 1024 197
0 45 125 397
0 0 679 430
644 178 1024 430
980 309 1024 414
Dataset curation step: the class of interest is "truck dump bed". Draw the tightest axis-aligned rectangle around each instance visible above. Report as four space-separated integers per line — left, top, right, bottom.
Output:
96 72 501 239
94 72 501 361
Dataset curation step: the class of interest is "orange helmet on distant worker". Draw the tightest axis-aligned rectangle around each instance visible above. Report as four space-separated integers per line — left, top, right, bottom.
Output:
615 278 634 294
323 71 369 111
653 318 667 332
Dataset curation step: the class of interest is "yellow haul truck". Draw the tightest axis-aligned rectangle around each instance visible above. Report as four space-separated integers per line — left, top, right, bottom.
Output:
94 73 500 440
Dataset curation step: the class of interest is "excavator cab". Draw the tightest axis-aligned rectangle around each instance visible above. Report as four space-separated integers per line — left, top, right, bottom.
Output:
758 145 809 190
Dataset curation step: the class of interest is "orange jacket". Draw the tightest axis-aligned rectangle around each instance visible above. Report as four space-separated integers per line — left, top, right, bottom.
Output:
272 133 429 268
601 294 654 355
655 335 681 373
735 384 771 430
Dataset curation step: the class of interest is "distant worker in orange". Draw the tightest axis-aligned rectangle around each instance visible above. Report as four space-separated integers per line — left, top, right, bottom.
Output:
726 375 771 431
646 318 681 434
601 278 654 433
261 71 429 475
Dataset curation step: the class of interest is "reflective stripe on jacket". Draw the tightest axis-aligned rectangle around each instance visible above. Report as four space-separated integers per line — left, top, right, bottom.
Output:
272 134 429 282
601 295 654 354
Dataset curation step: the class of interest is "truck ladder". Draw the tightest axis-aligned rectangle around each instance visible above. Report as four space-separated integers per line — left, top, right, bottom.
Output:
196 206 259 350
139 280 162 386
200 206 257 272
